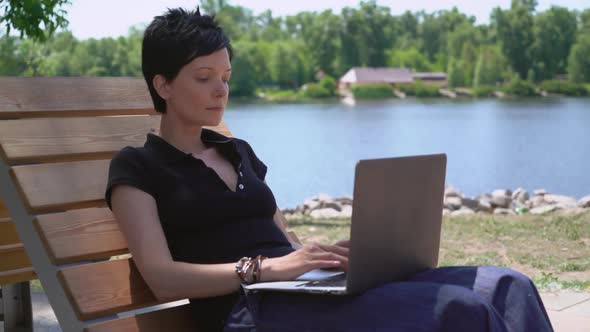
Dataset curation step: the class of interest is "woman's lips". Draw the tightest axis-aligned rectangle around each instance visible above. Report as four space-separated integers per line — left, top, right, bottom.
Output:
206 107 224 112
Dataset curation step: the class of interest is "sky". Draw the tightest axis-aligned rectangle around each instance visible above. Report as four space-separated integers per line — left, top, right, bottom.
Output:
65 0 588 40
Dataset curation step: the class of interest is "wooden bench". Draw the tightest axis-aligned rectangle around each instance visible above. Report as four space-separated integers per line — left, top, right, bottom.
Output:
0 76 266 331
1 170 36 331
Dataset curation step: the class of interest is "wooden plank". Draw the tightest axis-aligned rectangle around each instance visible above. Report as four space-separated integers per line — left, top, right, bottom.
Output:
0 218 21 246
84 304 197 332
0 198 9 218
0 243 32 272
0 77 156 119
8 124 233 214
10 159 110 214
0 116 231 164
58 258 160 321
0 267 36 285
34 207 128 265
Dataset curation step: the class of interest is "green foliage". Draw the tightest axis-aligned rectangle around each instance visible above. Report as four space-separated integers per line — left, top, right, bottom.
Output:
414 80 441 97
397 83 416 96
531 6 578 81
447 57 465 88
261 89 302 102
474 46 507 87
318 76 337 96
492 1 535 79
472 85 497 97
386 48 434 72
302 83 331 98
0 0 70 41
351 83 394 99
568 33 590 83
503 77 537 96
540 80 589 96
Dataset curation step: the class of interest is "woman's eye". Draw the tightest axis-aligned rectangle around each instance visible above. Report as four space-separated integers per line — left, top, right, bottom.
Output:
197 77 208 82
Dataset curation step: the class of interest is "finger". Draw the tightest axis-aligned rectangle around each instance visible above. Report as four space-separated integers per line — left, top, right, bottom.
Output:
334 239 350 248
309 251 348 264
318 244 349 257
308 259 343 270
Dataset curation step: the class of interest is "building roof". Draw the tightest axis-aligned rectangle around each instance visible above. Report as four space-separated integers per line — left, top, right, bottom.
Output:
412 72 447 80
339 67 414 84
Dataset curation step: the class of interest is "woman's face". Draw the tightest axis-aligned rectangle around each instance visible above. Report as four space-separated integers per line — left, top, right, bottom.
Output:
158 47 231 127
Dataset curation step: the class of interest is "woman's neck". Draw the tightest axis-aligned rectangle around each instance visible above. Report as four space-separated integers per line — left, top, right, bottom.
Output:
158 113 209 155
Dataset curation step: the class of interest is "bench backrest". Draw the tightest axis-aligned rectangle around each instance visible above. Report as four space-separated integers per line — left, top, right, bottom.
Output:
0 77 232 331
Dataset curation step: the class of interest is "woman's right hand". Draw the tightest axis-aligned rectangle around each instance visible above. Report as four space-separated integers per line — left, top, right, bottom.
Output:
260 243 349 282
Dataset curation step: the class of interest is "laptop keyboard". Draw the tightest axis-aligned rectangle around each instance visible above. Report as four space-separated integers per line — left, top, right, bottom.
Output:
300 273 346 288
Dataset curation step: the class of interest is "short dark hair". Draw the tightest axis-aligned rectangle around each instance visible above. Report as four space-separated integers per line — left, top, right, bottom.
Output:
142 7 232 113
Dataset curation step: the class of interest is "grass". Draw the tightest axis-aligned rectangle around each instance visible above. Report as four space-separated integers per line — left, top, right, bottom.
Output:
287 210 590 291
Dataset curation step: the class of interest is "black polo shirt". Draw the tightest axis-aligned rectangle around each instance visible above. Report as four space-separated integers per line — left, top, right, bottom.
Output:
105 128 294 329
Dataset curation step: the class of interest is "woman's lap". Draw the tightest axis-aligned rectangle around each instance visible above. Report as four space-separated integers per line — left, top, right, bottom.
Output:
225 266 553 332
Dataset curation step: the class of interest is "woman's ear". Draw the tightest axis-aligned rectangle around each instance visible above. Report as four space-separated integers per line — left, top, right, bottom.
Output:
153 74 170 100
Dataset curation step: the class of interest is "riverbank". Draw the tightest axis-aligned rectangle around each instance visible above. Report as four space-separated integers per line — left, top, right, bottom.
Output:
281 187 590 220
286 207 590 292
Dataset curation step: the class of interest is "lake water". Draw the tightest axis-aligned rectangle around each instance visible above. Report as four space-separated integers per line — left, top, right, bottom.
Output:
224 97 590 208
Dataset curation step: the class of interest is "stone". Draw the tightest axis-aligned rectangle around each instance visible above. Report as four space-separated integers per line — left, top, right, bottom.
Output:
303 199 320 211
321 201 342 211
444 196 463 210
451 208 475 216
310 208 341 219
578 195 590 208
442 209 451 216
461 198 479 210
531 195 547 208
476 200 493 213
512 188 530 203
544 194 577 208
491 195 512 209
335 196 353 205
530 205 561 215
339 205 353 218
534 189 547 196
444 186 463 198
494 208 516 215
316 193 333 202
492 189 512 197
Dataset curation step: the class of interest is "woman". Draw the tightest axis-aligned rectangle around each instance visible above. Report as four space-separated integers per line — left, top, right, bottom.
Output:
106 7 553 332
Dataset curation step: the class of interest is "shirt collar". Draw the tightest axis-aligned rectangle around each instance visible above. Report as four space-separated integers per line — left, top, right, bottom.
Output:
145 128 233 163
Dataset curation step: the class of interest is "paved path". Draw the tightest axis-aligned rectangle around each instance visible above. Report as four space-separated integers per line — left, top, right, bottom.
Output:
1 291 589 331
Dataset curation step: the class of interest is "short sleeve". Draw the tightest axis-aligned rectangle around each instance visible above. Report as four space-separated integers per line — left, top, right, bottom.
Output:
240 139 268 181
105 147 155 210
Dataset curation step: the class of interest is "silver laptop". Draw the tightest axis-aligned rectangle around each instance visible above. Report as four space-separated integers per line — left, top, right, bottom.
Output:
244 153 447 295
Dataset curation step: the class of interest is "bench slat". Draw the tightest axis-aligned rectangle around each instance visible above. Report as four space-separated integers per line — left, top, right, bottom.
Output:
0 115 232 164
10 160 110 214
0 115 159 164
84 304 197 332
0 218 20 246
0 77 155 119
58 258 160 321
0 198 9 218
0 267 36 285
35 207 128 265
0 243 32 272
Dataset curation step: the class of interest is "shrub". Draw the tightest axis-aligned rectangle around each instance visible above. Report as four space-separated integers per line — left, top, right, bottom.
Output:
263 89 302 102
472 85 496 97
351 83 394 99
414 80 441 97
503 78 537 96
397 83 416 96
540 80 589 96
318 76 337 96
303 83 332 98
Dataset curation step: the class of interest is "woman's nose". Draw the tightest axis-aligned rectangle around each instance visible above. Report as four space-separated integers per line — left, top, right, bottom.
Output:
213 81 228 98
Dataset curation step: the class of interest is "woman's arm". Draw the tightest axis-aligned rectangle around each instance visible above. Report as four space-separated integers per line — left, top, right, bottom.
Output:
111 185 242 302
272 207 303 249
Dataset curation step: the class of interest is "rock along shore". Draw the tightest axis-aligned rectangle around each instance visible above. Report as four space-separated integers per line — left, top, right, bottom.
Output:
281 187 590 220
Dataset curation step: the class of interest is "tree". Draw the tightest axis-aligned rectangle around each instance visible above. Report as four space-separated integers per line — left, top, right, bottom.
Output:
447 57 465 88
474 46 507 87
530 6 577 81
386 48 433 72
0 0 70 41
492 0 536 79
568 33 590 83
